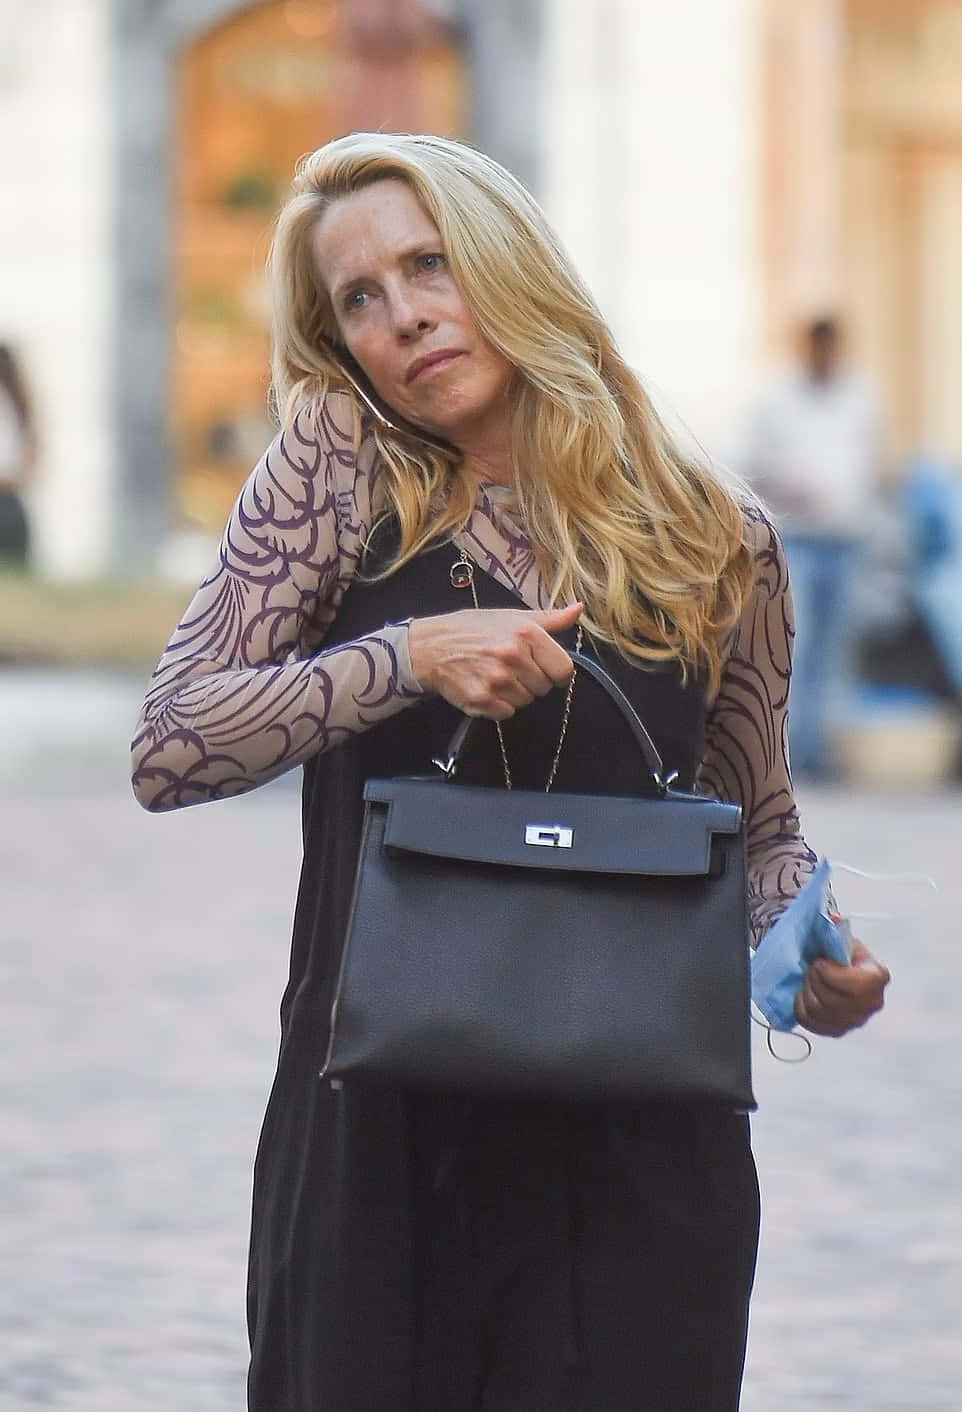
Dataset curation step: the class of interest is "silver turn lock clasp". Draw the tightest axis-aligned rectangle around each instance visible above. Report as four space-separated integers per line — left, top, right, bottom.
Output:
524 824 574 848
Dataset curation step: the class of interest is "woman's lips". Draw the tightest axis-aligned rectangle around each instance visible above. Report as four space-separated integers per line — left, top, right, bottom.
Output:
406 350 464 383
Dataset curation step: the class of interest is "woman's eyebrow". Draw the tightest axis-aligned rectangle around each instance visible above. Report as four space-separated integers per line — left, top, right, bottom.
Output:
331 243 443 301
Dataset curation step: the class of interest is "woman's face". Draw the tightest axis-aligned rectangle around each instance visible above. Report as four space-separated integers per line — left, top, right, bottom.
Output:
312 179 513 450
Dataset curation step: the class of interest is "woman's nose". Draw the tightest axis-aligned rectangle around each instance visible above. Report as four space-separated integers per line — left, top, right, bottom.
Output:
390 292 435 341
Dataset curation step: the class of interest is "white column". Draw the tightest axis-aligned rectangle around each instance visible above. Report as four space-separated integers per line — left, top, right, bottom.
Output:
919 158 962 462
782 0 845 316
541 0 763 459
0 0 113 578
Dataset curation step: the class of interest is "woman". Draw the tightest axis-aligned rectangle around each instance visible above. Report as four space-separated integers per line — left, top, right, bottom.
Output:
132 133 889 1411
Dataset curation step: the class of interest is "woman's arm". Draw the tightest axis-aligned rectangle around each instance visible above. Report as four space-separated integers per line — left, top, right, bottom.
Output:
131 396 423 812
699 508 890 1031
697 507 817 942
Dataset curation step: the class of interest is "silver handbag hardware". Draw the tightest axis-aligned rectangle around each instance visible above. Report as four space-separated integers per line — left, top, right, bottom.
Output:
525 824 574 848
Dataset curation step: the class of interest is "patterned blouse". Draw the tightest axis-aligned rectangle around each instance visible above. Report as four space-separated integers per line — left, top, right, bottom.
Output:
131 391 817 941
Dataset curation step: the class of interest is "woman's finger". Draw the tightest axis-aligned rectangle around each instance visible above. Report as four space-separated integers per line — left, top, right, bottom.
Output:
492 676 536 710
851 941 892 988
794 952 890 1035
794 981 851 1036
524 609 582 686
800 963 842 1014
807 951 891 1011
408 607 576 700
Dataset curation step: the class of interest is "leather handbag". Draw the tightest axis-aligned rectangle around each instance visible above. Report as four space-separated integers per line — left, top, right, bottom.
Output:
322 651 755 1109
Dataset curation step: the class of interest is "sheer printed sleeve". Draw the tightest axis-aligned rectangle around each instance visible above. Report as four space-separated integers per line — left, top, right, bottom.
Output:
131 395 424 812
697 507 817 942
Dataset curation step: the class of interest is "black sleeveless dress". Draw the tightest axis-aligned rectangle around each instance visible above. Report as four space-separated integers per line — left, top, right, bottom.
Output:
246 538 760 1412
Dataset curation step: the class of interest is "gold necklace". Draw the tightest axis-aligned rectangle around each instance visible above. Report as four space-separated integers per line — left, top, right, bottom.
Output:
449 546 583 792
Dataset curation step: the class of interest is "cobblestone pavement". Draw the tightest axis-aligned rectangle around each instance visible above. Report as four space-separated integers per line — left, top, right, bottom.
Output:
1 679 960 1409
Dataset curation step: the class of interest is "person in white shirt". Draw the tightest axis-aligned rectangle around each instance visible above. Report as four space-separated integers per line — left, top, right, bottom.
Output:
741 318 883 777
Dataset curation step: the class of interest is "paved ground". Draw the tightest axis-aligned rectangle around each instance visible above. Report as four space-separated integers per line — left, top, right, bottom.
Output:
1 669 960 1409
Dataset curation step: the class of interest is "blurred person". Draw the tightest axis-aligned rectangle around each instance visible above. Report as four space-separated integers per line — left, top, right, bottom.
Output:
740 317 883 778
131 136 889 1412
901 455 962 700
0 343 36 566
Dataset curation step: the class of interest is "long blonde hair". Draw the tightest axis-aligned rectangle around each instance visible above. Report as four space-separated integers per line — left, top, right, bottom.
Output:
269 131 754 689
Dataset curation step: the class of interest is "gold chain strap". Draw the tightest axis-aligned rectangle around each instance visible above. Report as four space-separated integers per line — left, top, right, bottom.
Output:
451 548 582 793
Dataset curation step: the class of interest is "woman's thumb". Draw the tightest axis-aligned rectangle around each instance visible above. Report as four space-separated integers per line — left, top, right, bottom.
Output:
534 601 584 629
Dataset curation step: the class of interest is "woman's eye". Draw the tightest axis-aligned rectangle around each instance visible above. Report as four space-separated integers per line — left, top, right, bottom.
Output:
343 289 367 311
418 253 444 272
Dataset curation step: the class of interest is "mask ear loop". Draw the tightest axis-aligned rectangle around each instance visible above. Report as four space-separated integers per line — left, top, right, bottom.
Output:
828 861 939 928
751 1005 813 1063
830 862 938 891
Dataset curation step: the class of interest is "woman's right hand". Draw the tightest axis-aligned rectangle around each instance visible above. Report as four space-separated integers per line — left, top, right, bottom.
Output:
407 604 584 720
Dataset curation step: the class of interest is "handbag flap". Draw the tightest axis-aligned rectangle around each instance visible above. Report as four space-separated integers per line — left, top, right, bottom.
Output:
363 779 742 876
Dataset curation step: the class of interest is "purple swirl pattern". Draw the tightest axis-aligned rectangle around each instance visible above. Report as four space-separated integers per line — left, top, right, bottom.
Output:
132 391 816 940
698 506 817 939
131 396 423 811
464 486 549 607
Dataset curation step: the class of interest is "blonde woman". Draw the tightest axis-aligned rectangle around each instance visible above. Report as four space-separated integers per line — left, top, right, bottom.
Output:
132 133 889 1412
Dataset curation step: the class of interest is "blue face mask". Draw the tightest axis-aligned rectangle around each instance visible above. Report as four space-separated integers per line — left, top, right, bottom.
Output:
750 858 852 1032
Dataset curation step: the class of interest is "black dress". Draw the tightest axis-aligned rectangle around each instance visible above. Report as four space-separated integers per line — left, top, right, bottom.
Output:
246 538 760 1412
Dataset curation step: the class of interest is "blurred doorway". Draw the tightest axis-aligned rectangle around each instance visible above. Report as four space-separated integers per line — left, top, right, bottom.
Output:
171 0 467 532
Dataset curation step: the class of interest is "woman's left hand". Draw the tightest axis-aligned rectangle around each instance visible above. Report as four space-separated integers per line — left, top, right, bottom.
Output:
794 941 891 1037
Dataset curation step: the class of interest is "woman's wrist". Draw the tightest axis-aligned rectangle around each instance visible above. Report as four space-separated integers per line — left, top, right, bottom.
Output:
406 616 441 692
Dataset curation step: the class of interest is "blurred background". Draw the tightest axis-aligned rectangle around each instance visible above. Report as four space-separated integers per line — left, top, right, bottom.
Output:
1 2 960 1409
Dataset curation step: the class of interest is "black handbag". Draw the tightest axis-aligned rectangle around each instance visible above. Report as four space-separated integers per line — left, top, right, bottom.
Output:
322 651 755 1109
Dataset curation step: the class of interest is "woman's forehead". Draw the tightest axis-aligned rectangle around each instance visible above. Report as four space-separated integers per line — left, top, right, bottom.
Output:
314 180 440 276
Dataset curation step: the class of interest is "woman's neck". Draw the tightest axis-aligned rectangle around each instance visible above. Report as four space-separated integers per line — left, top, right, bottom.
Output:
456 416 513 488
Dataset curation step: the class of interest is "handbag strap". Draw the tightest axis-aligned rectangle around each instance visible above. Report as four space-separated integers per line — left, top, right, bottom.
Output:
432 648 676 795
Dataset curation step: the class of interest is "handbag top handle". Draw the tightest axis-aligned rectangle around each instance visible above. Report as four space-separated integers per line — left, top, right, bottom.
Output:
433 649 676 795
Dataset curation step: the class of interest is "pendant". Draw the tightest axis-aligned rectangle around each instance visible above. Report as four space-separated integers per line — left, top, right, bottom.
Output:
450 558 474 590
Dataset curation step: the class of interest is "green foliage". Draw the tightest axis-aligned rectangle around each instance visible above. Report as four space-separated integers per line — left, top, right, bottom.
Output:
222 169 278 209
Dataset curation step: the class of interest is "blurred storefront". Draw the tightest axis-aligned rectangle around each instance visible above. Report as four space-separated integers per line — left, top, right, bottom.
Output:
763 0 962 467
0 0 960 579
0 0 539 577
171 0 467 532
116 0 536 574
